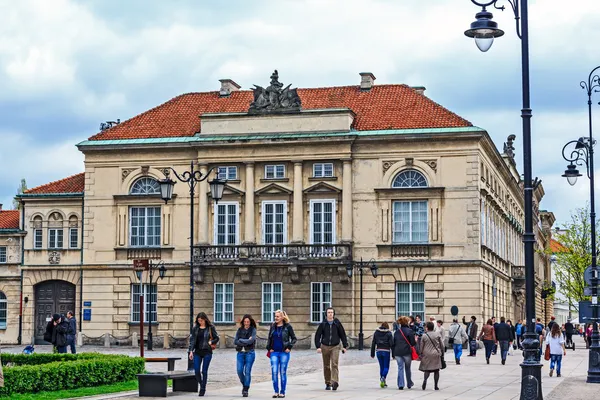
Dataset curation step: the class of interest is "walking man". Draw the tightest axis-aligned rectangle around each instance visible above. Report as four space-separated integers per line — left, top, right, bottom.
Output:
66 311 77 354
564 319 574 348
448 319 468 364
462 316 478 356
315 307 348 391
494 317 513 365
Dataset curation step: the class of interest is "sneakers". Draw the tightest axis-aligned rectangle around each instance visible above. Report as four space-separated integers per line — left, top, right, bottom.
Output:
398 387 403 390
325 385 332 390
380 377 385 388
332 382 339 391
549 369 554 377
486 358 490 364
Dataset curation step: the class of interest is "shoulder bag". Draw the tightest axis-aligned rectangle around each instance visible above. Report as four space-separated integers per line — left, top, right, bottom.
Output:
448 326 460 345
425 332 446 370
209 328 217 350
544 335 551 361
399 327 419 361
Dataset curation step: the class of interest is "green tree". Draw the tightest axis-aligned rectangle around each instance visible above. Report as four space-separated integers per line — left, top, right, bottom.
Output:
12 178 27 209
551 205 600 313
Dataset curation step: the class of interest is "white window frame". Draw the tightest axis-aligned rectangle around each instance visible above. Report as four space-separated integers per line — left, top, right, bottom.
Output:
34 228 43 249
69 227 78 249
262 201 288 246
129 206 161 247
309 199 336 245
396 281 425 319
0 247 6 263
130 284 157 323
217 166 238 180
310 282 332 323
130 177 161 195
313 163 334 178
262 282 283 323
0 291 6 329
48 228 64 249
264 164 286 179
213 202 240 245
214 283 234 323
392 200 428 243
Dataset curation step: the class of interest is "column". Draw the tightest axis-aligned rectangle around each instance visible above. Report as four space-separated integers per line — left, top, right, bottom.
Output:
198 164 209 244
292 161 304 243
244 162 256 243
342 159 353 242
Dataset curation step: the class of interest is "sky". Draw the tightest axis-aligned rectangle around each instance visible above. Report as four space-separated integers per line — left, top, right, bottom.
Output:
1 0 599 226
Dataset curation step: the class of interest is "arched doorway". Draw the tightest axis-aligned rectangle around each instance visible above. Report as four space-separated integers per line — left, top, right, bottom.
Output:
35 280 76 344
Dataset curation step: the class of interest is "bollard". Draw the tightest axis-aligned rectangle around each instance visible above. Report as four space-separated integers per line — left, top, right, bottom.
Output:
164 333 170 349
104 333 110 348
132 332 138 348
310 333 316 350
77 332 83 347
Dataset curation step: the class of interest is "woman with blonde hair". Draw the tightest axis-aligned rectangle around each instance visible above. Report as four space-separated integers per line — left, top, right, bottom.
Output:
267 310 297 398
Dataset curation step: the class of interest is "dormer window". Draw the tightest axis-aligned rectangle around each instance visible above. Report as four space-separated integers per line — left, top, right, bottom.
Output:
130 177 160 195
392 170 428 188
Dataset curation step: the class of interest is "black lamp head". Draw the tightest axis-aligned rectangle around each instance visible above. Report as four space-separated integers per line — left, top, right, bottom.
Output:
464 10 505 52
562 163 581 186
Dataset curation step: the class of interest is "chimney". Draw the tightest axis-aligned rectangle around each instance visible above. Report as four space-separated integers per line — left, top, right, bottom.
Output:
0 204 2 210
359 72 376 91
411 86 426 95
219 79 241 97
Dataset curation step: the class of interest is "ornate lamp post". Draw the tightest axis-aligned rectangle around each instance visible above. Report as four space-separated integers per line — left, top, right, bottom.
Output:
146 261 167 351
561 65 600 383
346 258 378 350
159 162 226 369
465 1 542 398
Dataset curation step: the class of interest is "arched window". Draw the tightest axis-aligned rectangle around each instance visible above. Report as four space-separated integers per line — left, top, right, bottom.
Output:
0 291 6 329
130 177 160 195
392 170 428 188
33 215 43 249
48 212 64 249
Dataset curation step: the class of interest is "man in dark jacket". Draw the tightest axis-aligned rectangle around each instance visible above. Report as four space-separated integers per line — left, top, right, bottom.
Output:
66 311 77 354
564 319 574 347
51 314 69 353
315 307 348 391
462 315 478 356
494 317 514 365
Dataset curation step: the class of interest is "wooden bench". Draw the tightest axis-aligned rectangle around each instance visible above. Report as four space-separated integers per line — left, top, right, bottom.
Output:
137 371 197 397
144 357 181 372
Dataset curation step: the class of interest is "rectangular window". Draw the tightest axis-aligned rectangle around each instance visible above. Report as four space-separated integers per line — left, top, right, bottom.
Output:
396 282 425 319
262 283 282 323
214 283 234 323
262 201 287 256
310 200 336 245
0 247 6 263
34 229 43 249
217 166 238 180
214 202 239 245
311 282 332 323
48 229 64 249
313 163 334 178
130 284 157 323
480 198 486 246
69 227 78 249
392 201 428 243
129 206 161 247
265 164 286 179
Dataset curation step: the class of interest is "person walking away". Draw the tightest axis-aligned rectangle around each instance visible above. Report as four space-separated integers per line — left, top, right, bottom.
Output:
515 319 523 350
436 320 446 346
267 310 297 398
564 319 574 348
392 316 416 390
314 307 348 391
462 316 478 356
494 317 513 365
370 322 394 388
507 320 516 354
548 316 557 331
478 319 496 364
234 314 257 397
546 323 566 377
188 312 219 396
536 318 545 357
491 316 498 355
419 322 444 391
447 319 468 364
52 314 69 353
66 311 77 354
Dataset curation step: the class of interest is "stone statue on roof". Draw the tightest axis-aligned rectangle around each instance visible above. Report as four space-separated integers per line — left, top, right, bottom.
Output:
503 134 516 159
249 70 301 113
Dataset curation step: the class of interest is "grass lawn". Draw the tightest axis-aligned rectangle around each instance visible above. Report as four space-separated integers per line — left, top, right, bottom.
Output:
3 379 139 400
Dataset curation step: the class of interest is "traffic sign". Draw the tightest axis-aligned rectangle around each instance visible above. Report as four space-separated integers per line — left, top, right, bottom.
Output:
450 305 459 316
585 266 594 286
585 286 593 296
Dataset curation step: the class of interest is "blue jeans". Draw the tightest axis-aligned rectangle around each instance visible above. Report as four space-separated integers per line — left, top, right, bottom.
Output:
270 351 290 395
67 337 76 354
453 343 463 360
395 354 413 388
483 340 494 359
376 350 390 379
550 354 562 374
193 353 212 390
56 346 67 354
237 351 256 387
499 340 509 360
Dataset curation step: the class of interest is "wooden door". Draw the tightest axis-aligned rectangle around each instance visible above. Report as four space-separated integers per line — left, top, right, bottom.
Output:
35 280 76 344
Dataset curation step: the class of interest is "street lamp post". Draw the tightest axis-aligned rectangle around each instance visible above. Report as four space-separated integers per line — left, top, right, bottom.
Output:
465 1 542 398
147 261 167 351
561 65 600 383
346 258 378 351
159 162 226 370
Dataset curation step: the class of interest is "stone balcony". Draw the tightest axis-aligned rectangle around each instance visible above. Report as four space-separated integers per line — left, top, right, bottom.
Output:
377 243 444 258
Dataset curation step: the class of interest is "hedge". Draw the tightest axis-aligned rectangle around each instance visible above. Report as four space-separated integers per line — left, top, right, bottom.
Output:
0 353 144 396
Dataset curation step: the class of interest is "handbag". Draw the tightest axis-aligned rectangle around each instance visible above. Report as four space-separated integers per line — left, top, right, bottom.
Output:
266 351 271 358
544 343 550 361
209 329 217 351
425 332 446 370
448 326 460 345
399 326 419 361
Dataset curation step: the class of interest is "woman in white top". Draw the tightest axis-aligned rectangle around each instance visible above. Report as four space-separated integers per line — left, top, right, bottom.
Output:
546 323 566 377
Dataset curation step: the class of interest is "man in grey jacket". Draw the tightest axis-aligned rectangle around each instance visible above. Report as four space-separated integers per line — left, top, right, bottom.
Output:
448 319 469 364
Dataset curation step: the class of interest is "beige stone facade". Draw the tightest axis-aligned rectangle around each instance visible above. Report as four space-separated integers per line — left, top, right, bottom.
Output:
2 76 555 345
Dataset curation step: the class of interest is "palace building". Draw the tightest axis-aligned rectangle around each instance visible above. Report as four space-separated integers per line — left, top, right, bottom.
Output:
0 71 554 345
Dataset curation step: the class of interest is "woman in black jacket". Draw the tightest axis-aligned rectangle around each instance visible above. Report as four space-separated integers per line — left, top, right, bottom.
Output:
370 322 394 388
266 310 297 398
188 312 219 396
234 314 257 397
393 316 417 390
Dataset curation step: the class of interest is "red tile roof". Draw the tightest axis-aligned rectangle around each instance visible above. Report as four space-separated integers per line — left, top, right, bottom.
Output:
89 84 472 141
24 173 85 195
550 238 568 253
0 210 20 229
